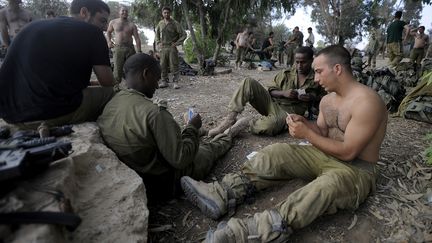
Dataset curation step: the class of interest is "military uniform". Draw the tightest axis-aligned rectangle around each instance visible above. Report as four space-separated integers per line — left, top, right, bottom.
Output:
212 143 376 241
113 44 136 84
228 69 324 135
386 19 407 67
155 19 186 84
285 31 303 66
366 36 380 68
410 33 429 69
97 89 232 199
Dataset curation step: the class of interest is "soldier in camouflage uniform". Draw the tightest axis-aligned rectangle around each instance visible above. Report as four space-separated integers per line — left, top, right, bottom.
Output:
155 6 186 89
180 46 388 242
97 54 249 200
284 26 303 67
386 11 409 68
366 32 380 69
208 47 325 137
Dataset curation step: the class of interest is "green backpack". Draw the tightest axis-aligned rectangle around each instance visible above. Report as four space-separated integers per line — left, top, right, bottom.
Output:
404 96 432 123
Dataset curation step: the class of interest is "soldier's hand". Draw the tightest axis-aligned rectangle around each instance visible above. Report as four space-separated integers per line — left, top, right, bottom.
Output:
288 118 309 139
297 93 311 102
284 89 298 99
108 41 114 48
188 113 202 129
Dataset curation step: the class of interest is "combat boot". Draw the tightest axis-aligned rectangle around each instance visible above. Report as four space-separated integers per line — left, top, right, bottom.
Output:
173 74 180 89
208 111 238 137
181 176 230 220
173 83 180 89
204 209 292 243
159 79 169 88
223 116 251 138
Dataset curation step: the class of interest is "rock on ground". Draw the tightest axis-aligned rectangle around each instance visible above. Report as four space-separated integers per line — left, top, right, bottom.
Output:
0 123 148 243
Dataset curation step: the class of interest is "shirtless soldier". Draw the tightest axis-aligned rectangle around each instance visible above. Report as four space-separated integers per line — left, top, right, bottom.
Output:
409 26 429 73
180 45 388 242
0 0 32 48
235 28 250 69
106 6 141 85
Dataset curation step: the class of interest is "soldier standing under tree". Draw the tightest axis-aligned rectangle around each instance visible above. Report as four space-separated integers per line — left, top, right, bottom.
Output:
155 6 186 89
366 32 380 69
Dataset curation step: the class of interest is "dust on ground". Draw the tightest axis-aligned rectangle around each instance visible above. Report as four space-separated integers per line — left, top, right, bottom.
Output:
147 56 432 242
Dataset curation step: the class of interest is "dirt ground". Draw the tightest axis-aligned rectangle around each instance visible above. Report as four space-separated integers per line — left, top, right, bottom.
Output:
146 56 432 242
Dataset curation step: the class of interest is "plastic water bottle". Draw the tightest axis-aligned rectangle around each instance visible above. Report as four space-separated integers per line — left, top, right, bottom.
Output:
188 108 194 120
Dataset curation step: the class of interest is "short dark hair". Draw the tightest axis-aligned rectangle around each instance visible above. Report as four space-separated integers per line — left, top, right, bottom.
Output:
395 11 402 18
162 6 171 12
124 53 160 78
269 31 274 36
419 26 425 30
295 46 314 60
316 45 352 72
308 27 312 31
70 0 110 17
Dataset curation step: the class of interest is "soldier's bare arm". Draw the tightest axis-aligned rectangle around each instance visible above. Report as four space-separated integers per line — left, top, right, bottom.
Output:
106 20 115 48
292 93 385 161
132 24 141 52
93 65 115 86
0 10 10 47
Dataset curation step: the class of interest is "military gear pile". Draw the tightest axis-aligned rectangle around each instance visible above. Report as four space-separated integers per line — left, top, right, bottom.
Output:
365 67 406 112
179 56 198 76
420 58 432 75
404 96 432 123
395 61 418 87
397 60 432 123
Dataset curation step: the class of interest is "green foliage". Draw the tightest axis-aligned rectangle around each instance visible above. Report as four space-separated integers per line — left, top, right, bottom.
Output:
424 133 432 165
24 0 69 19
184 28 216 63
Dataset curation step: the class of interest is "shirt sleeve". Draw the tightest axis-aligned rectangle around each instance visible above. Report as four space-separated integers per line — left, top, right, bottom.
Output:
149 109 200 169
268 70 290 92
175 21 187 45
155 22 161 44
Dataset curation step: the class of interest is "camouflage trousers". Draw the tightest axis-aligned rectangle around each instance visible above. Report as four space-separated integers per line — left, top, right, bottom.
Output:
220 143 376 238
410 47 425 67
236 46 247 66
285 45 296 66
12 86 115 130
144 133 233 199
160 45 180 82
387 42 403 67
113 45 136 84
228 78 306 135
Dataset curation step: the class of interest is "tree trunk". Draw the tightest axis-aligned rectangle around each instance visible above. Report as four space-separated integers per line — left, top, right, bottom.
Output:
197 0 207 39
182 0 205 69
212 0 232 62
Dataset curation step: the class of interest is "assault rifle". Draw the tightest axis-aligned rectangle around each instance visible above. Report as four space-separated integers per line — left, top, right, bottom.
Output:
0 126 73 181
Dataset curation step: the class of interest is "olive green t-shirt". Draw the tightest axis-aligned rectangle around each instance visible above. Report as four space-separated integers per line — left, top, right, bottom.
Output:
386 20 407 43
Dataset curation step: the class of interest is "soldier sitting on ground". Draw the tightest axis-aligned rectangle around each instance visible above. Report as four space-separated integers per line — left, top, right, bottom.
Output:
181 45 388 242
97 53 250 201
208 46 325 137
